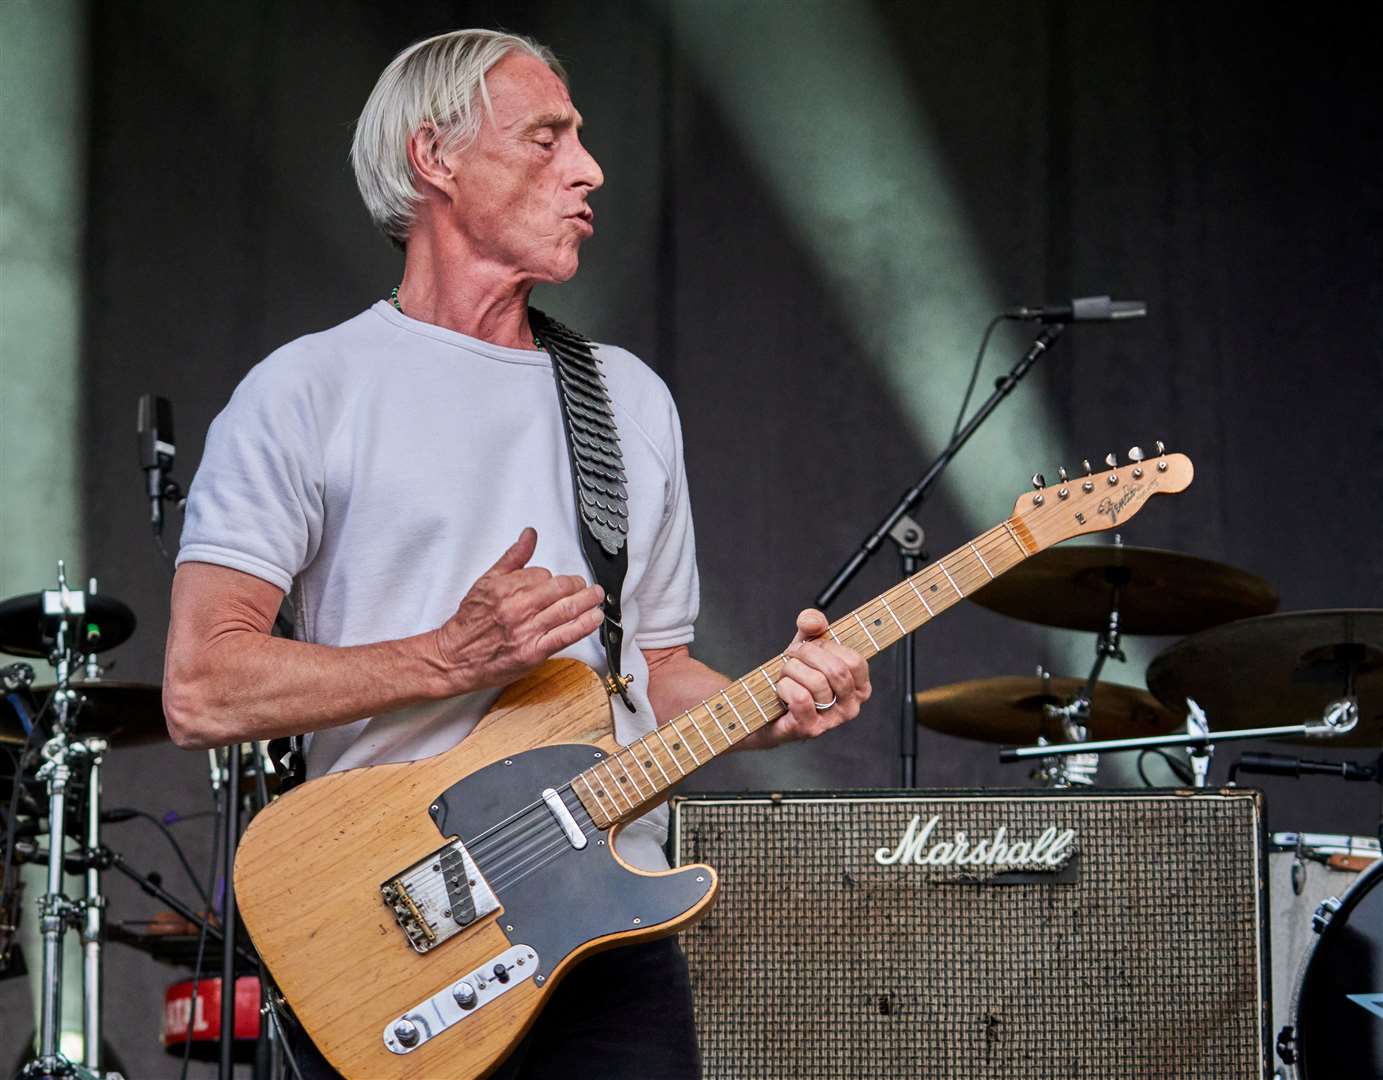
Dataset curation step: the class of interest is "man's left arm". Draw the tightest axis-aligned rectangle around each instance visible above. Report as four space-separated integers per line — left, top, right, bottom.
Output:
643 609 871 753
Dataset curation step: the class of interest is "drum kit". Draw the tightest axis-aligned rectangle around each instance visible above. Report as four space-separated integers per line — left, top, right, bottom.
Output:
913 538 1382 1078
0 564 281 1080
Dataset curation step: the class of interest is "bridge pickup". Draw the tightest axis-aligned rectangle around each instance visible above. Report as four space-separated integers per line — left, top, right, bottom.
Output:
381 839 499 955
542 787 588 850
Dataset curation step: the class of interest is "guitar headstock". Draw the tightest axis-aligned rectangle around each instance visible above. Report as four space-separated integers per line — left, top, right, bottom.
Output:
1010 443 1193 549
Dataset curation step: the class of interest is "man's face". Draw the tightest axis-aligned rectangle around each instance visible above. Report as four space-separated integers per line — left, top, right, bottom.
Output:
443 53 603 284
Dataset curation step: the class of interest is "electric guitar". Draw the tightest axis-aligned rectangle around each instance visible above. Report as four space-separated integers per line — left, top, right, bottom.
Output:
234 448 1194 1078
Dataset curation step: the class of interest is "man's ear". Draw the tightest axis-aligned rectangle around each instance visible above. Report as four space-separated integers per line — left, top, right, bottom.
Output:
406 124 455 199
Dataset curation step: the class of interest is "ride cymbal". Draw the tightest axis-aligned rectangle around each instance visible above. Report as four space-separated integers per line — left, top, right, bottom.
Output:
1146 609 1383 748
915 675 1181 744
967 545 1279 635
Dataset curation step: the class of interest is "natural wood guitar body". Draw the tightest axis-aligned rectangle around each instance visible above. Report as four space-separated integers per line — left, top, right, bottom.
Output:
235 659 718 1079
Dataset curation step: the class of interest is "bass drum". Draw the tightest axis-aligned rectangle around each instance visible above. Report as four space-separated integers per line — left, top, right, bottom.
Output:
1284 855 1383 1078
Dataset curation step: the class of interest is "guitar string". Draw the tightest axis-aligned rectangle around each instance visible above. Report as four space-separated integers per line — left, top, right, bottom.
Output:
398 480 1152 918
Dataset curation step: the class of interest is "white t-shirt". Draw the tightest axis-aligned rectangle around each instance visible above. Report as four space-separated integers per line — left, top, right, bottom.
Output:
178 301 700 869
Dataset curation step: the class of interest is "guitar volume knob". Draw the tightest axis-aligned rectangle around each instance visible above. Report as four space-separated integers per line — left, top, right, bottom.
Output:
453 981 477 1009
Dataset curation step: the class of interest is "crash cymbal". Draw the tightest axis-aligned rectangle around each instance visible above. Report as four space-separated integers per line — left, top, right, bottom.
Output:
0 591 136 658
915 675 1182 744
22 680 167 744
967 545 1278 635
1147 609 1383 747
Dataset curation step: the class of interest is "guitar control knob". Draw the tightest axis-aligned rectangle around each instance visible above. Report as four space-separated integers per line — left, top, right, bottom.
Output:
394 1019 419 1047
453 981 477 1009
492 963 511 985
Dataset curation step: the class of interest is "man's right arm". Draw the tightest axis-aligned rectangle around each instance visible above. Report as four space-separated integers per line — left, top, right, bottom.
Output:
163 527 604 749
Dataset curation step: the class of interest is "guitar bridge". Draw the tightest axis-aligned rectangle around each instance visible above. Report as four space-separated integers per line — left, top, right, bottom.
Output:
381 839 500 954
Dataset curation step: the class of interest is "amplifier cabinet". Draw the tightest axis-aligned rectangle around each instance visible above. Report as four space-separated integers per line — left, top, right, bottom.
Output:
669 789 1269 1079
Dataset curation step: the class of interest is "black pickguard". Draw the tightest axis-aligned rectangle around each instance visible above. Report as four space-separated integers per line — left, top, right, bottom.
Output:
429 743 711 981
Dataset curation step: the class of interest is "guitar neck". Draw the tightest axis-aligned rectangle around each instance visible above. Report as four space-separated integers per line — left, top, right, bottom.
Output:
570 516 1038 829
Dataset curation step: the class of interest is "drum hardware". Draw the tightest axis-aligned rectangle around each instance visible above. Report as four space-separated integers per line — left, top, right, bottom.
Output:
997 692 1361 781
3 562 129 1080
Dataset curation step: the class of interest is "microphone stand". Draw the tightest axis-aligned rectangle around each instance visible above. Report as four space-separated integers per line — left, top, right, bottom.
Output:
815 323 1065 786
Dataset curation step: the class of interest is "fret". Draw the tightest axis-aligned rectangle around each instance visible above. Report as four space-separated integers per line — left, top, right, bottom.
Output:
880 594 907 635
575 772 614 823
641 736 673 785
969 542 995 579
827 627 842 644
598 760 632 810
907 576 934 616
852 611 880 650
721 694 747 739
939 562 963 598
619 750 652 800
676 720 702 766
688 711 716 759
629 749 657 791
1002 520 1028 555
740 678 771 723
705 698 734 745
653 727 687 775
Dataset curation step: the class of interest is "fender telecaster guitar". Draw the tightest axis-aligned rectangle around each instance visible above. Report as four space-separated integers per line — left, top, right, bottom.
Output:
234 449 1193 1078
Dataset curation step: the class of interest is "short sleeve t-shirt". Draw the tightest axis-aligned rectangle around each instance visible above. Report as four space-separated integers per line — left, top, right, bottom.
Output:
178 301 700 869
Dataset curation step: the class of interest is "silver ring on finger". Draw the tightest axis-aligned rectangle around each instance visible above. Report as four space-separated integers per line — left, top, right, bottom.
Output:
813 695 837 712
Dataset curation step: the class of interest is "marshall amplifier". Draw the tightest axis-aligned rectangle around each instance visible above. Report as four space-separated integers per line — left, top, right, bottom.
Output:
669 789 1269 1079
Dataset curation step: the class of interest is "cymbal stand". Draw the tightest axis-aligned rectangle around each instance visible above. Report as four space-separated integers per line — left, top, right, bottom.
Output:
24 563 123 1080
1033 573 1126 787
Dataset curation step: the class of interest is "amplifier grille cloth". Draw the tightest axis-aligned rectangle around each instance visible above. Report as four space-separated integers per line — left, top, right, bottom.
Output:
672 793 1264 1079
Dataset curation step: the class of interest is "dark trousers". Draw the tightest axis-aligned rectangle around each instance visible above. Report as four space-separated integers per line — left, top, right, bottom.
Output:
291 938 701 1079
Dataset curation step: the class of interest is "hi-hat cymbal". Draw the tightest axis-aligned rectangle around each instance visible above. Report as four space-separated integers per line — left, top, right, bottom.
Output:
1147 609 1383 747
915 675 1182 744
16 681 168 744
967 545 1279 635
0 592 136 658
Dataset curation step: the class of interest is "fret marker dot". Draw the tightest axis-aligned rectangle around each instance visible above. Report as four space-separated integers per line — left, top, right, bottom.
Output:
930 584 938 592
873 618 882 626
643 760 652 768
728 723 737 729
672 742 681 751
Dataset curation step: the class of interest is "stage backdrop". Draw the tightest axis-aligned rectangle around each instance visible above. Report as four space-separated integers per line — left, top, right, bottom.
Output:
4 1 1380 1075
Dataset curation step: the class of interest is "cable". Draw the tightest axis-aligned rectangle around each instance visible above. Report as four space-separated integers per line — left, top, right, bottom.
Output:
105 808 213 909
949 314 1005 442
1137 748 1195 788
180 781 224 1080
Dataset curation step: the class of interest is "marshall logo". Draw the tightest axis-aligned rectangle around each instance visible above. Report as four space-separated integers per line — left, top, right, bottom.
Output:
874 814 1076 871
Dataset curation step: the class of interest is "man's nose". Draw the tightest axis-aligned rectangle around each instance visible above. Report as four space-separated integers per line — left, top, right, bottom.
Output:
572 138 604 192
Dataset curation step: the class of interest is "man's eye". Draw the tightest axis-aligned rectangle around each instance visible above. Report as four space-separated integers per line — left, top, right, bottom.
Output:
536 138 555 150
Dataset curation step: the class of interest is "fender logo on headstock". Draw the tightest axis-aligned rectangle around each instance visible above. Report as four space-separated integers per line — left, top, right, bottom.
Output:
1096 477 1157 525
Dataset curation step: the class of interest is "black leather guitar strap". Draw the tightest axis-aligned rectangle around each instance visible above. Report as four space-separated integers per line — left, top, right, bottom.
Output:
530 308 636 712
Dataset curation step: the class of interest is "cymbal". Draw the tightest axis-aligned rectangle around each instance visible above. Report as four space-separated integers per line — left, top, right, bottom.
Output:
967 545 1278 635
0 591 136 658
1147 609 1383 747
915 675 1182 744
16 681 168 745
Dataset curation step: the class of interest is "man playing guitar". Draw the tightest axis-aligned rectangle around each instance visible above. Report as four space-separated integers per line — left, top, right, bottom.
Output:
163 28 870 1078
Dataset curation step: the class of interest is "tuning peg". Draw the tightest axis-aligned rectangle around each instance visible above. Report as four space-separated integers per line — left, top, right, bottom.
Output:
1081 459 1095 493
1155 440 1166 455
1031 473 1046 489
1058 466 1069 482
1155 439 1169 471
1104 452 1118 469
1128 446 1144 462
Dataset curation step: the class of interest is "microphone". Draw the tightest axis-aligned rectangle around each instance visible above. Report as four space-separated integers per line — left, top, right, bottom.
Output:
1005 295 1147 323
1234 751 1380 783
137 394 176 532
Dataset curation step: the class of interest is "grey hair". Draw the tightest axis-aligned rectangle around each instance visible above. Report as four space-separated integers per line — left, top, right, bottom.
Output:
351 29 566 247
